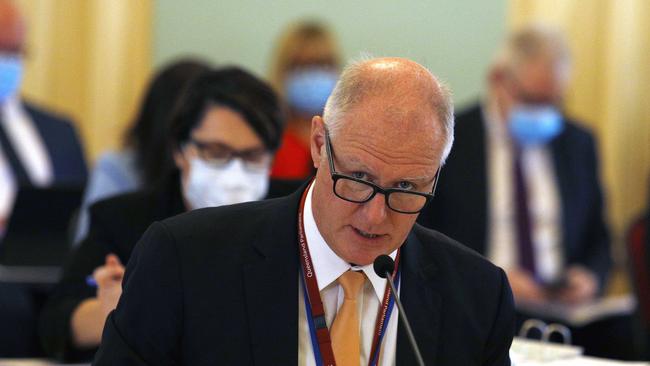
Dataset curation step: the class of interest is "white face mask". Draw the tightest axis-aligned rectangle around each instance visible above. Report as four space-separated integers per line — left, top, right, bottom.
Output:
182 157 269 210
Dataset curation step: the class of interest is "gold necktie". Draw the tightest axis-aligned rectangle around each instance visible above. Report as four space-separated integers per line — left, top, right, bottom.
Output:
331 270 366 366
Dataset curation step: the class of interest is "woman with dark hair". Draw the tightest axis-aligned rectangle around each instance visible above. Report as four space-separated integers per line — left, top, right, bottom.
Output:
39 67 286 362
169 67 285 209
74 59 210 242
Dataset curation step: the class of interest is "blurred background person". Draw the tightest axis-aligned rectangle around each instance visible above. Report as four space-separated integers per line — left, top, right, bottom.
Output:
417 24 639 358
39 66 286 362
73 58 211 244
421 24 611 305
646 181 650 358
0 0 87 358
0 0 87 233
629 179 650 358
268 20 341 180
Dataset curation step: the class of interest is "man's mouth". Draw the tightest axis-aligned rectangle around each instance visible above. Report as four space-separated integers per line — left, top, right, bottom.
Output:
353 227 381 239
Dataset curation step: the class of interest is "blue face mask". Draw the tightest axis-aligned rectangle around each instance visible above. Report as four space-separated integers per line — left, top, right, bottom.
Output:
0 55 23 103
284 68 338 116
508 104 564 145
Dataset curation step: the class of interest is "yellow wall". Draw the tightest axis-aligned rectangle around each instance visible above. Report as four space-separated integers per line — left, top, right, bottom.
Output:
16 0 152 161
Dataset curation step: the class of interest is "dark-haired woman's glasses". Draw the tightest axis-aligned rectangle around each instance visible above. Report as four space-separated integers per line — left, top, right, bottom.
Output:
188 139 271 171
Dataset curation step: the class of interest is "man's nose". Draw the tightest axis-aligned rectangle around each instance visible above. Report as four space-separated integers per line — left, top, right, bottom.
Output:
361 192 388 224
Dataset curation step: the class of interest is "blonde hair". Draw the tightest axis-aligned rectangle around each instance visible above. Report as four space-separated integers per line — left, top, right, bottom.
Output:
268 20 342 95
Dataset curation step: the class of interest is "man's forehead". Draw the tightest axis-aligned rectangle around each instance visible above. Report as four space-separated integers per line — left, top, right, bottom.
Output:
0 2 25 52
339 94 439 138
332 101 443 169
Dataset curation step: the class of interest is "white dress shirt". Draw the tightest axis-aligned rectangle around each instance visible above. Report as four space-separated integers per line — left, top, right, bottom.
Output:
299 183 399 366
0 96 53 222
483 100 564 284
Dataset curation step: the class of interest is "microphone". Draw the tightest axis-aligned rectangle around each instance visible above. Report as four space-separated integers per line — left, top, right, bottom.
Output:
373 255 426 366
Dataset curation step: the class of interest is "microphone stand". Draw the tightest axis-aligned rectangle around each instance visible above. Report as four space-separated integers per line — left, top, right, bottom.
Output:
383 269 426 366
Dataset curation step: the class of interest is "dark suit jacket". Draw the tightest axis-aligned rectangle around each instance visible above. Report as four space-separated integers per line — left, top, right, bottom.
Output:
93 186 515 365
646 182 650 279
418 103 611 289
23 101 87 186
0 102 87 358
39 174 185 361
39 175 304 362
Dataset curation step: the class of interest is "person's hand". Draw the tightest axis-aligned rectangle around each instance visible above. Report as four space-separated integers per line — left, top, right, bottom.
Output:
506 268 549 304
93 254 125 318
553 265 598 305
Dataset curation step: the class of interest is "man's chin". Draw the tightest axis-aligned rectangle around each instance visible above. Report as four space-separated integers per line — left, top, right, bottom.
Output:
331 228 396 266
342 249 386 267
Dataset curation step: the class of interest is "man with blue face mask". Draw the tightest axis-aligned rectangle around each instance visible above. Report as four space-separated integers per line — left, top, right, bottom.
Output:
0 0 87 358
0 1 87 230
418 25 618 356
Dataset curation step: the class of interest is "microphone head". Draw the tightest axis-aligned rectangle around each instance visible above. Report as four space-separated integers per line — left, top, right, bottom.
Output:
373 255 395 279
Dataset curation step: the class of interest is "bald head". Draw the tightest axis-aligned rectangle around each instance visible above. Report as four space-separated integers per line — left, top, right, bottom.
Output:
323 56 454 163
0 0 25 53
487 25 572 118
310 57 454 265
491 24 571 89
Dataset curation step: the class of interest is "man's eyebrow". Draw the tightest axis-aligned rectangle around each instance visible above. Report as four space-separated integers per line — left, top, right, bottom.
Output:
400 175 434 183
339 155 372 172
341 156 435 184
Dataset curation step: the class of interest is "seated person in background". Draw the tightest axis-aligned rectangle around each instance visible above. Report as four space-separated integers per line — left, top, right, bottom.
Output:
417 25 620 357
268 20 341 180
643 181 650 358
0 0 86 357
39 67 285 362
0 0 87 231
73 59 211 243
93 57 514 365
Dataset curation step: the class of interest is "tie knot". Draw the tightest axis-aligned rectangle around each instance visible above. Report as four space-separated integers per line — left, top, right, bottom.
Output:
338 270 365 300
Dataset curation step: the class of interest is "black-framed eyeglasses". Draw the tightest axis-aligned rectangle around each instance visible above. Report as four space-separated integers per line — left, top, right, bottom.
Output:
324 128 440 214
186 138 271 171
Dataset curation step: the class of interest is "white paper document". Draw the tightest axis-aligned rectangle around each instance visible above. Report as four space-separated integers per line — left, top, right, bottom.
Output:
510 338 649 366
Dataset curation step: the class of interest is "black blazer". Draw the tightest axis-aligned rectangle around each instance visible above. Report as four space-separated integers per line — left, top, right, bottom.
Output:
39 175 186 361
418 103 611 289
0 103 87 358
93 186 515 365
39 176 304 361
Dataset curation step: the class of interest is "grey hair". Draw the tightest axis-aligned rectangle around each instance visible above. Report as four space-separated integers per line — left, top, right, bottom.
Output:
492 23 572 83
323 55 455 165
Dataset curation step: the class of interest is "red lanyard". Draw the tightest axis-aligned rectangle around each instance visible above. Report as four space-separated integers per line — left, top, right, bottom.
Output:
297 183 400 366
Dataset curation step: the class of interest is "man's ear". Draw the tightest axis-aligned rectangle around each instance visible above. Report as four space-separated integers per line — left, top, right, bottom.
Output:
488 66 506 86
310 116 325 169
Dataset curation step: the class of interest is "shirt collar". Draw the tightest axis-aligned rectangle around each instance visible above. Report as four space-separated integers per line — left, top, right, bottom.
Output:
482 97 511 141
303 182 397 300
1 95 23 123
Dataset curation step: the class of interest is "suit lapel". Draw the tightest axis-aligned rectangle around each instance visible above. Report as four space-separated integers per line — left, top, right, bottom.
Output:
242 191 303 365
471 108 489 255
24 103 59 180
550 129 575 257
396 231 441 364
